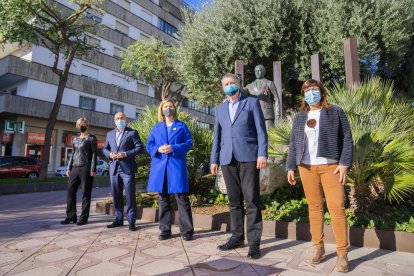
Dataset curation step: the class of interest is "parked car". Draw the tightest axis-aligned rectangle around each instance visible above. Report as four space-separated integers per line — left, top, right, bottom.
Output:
0 156 41 179
55 159 109 177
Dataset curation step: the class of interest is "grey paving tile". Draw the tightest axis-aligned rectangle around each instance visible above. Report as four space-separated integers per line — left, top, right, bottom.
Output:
1 188 414 276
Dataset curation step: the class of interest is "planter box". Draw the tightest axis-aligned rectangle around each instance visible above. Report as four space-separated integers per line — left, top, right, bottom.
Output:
263 220 414 253
95 202 414 253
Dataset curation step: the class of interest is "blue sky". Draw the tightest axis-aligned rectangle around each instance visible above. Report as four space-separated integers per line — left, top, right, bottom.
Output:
183 0 211 9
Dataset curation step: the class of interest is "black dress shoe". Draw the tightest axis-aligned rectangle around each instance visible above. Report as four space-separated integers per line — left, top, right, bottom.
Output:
247 245 261 259
129 224 136 231
60 217 77 225
159 233 172 240
217 237 244 251
182 234 192 241
76 220 88 226
107 221 124 228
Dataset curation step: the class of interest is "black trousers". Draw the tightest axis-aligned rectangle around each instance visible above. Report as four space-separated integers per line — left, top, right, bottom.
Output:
65 166 93 221
158 174 194 236
221 157 262 246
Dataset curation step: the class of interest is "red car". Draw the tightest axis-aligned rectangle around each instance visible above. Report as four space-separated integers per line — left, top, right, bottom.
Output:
0 156 41 179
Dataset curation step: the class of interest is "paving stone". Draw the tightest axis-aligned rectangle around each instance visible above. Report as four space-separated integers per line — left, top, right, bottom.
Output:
11 265 62 276
54 238 89 248
194 255 254 274
35 248 78 262
0 251 24 264
75 261 127 276
2 188 414 276
99 235 135 246
7 239 46 250
141 244 182 257
85 248 130 261
137 259 186 275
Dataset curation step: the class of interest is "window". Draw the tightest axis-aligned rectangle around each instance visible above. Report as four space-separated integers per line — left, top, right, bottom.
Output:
118 0 131 10
135 108 141 119
79 96 96 111
110 103 124 115
10 88 17 95
115 20 129 35
113 47 125 59
158 18 177 35
112 74 126 88
137 83 149 94
141 9 153 22
85 35 100 47
85 9 103 23
197 122 211 129
81 64 99 80
182 98 214 115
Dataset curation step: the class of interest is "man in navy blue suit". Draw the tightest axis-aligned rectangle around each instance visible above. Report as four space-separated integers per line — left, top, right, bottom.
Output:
103 112 143 231
210 73 268 259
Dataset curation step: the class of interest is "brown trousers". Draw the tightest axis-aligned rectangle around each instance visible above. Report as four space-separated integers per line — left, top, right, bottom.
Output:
298 164 348 254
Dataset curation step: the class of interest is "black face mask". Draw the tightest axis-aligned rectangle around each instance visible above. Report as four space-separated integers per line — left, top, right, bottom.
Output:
80 126 88 133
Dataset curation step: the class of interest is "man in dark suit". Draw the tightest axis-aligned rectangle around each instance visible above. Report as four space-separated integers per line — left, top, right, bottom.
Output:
210 73 268 259
103 112 143 231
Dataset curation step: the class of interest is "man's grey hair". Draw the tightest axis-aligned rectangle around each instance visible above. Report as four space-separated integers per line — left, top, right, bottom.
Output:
221 73 240 85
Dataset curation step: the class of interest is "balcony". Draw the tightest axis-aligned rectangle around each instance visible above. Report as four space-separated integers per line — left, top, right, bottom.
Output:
0 94 118 129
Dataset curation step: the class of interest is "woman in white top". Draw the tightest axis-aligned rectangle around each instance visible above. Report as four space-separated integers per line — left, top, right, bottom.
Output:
286 79 353 273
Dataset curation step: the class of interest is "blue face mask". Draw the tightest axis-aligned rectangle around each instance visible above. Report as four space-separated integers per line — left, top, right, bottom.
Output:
304 90 321 106
223 84 239 96
115 119 126 129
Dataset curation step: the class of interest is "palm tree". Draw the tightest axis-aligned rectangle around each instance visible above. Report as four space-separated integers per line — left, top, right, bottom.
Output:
330 78 414 209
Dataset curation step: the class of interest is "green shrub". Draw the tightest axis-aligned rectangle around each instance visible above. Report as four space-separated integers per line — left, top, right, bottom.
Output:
268 77 414 208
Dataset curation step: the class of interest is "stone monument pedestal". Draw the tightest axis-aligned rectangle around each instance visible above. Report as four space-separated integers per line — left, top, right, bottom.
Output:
215 161 287 195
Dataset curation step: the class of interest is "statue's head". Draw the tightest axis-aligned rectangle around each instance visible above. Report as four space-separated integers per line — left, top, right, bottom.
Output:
255 65 266 79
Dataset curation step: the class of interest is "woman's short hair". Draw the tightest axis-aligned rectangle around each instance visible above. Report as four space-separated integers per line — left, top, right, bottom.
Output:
157 99 178 122
300 79 330 112
76 117 90 129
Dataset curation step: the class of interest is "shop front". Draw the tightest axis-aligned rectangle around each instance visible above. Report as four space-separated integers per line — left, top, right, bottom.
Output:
1 132 13 156
25 132 53 161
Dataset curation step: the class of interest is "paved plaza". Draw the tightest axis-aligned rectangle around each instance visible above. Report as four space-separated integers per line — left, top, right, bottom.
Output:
0 188 413 275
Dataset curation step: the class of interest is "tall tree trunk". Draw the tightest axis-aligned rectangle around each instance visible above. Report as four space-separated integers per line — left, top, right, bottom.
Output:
39 49 76 178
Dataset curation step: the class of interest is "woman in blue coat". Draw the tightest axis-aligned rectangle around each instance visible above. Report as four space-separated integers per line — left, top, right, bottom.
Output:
146 99 194 241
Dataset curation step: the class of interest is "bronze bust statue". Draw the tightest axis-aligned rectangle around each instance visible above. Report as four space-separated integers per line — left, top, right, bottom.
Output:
244 65 280 128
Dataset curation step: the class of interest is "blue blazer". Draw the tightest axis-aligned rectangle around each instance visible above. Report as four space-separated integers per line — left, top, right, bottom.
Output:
210 94 268 165
146 120 193 194
103 127 144 175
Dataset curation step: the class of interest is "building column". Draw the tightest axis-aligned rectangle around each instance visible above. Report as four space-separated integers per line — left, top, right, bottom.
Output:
53 128 63 173
12 132 25 156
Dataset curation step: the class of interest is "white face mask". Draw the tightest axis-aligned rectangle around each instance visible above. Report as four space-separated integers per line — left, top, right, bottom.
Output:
115 119 126 129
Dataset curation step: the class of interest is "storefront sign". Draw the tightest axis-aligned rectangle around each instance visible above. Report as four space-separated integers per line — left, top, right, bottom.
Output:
26 132 53 144
1 132 13 144
97 140 105 149
4 120 16 133
16 121 25 134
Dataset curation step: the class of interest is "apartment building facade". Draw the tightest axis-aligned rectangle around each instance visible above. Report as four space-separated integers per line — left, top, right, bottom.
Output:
0 0 214 173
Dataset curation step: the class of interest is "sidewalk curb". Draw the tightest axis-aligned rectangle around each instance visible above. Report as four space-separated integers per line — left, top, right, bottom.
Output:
0 177 110 195
96 202 414 253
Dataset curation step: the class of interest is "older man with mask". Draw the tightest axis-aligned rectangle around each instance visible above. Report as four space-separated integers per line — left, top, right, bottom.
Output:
210 73 268 259
103 112 143 231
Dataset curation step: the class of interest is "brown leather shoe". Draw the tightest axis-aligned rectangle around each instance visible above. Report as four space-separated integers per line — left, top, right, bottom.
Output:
336 253 349 273
309 247 325 264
